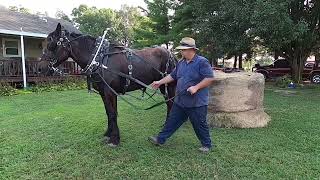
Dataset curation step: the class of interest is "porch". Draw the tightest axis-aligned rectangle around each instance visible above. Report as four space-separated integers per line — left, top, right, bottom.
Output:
0 59 82 84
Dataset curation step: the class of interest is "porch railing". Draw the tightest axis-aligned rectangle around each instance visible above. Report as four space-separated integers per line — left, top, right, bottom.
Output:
0 59 82 77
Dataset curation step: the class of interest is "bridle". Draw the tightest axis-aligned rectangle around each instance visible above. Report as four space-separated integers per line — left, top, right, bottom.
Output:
46 31 85 74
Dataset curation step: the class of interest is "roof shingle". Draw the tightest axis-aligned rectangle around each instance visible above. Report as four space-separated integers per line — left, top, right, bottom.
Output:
0 7 81 36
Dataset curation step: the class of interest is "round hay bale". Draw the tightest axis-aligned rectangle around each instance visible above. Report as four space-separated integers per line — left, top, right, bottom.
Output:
207 71 271 128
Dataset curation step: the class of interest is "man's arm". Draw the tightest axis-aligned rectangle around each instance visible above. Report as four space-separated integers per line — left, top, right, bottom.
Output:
151 75 175 89
187 77 214 95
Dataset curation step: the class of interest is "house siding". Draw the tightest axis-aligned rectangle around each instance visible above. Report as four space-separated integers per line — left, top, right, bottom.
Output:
0 34 45 60
24 37 45 60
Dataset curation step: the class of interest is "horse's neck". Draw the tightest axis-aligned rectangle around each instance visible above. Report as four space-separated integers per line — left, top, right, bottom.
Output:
70 37 96 69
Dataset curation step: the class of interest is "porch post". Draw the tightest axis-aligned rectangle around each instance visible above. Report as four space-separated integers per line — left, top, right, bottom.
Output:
20 33 27 88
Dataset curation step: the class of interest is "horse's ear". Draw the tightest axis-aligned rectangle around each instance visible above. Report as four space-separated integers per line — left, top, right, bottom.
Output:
55 23 61 33
55 23 67 37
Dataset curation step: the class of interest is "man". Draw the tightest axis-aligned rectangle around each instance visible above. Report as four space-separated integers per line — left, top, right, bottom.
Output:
149 37 215 153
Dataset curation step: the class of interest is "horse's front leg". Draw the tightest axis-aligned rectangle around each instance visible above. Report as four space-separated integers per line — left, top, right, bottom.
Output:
95 82 111 142
99 93 112 141
103 89 120 147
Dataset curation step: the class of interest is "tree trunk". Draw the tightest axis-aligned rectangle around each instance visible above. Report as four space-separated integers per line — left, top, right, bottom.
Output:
213 58 218 67
238 54 243 69
298 54 305 82
291 55 298 82
315 51 320 68
291 49 308 84
274 50 280 60
233 55 238 68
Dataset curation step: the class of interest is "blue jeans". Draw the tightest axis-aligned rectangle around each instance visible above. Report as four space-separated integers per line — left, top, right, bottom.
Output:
157 103 212 148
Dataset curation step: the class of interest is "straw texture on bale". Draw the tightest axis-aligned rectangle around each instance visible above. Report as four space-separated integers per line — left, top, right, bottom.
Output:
207 71 270 128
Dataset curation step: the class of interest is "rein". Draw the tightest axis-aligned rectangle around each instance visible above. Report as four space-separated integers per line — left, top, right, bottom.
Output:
97 73 185 110
48 33 177 110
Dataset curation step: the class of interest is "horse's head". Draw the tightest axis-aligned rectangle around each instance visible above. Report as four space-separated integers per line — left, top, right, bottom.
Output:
43 23 72 70
38 49 62 76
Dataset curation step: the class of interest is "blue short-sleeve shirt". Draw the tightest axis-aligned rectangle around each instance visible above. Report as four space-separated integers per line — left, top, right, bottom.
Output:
170 54 214 107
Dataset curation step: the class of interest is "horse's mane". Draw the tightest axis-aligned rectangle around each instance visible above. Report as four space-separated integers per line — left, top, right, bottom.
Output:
68 31 125 52
69 32 123 46
109 41 125 50
70 32 82 38
70 32 96 41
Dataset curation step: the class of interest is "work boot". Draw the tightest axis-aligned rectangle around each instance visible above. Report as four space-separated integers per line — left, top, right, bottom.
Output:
198 146 211 153
148 136 163 146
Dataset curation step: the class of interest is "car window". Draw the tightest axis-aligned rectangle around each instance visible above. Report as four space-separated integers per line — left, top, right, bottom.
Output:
305 63 314 68
274 59 290 68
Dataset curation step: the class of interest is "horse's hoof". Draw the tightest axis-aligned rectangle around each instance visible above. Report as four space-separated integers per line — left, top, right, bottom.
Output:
103 136 110 142
107 143 118 148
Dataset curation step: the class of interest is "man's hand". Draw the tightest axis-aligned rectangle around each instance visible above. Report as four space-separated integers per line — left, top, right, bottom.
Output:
150 75 175 89
187 86 199 95
151 81 162 89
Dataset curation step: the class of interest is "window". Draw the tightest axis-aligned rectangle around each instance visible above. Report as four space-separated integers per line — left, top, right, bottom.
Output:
2 38 21 57
274 59 290 68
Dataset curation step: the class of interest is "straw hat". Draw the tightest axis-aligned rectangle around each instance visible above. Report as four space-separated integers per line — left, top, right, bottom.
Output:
175 37 199 50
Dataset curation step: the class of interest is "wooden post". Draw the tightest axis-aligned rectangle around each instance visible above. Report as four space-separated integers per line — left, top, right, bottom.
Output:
20 30 27 88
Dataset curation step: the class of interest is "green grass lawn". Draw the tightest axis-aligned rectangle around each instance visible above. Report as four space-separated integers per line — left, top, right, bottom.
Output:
1 87 320 179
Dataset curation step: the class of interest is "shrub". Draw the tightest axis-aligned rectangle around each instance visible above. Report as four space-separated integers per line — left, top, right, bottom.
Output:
30 77 87 93
275 75 293 88
0 82 18 96
1 77 87 96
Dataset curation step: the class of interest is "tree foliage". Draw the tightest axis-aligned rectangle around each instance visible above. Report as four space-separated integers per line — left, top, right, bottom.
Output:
251 0 320 82
170 0 319 81
55 10 72 22
71 5 121 41
140 0 175 48
71 5 145 46
8 6 31 14
24 0 317 82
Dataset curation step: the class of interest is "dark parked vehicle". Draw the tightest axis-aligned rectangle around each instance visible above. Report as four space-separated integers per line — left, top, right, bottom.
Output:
213 66 244 73
253 59 320 84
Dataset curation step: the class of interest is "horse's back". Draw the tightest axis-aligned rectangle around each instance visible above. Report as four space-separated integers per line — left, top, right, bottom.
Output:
133 47 169 63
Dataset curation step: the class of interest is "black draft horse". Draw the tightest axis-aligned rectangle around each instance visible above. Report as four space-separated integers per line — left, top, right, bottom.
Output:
41 23 177 146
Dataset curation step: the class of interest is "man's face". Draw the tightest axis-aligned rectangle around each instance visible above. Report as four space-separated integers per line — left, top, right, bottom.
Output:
180 49 195 59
